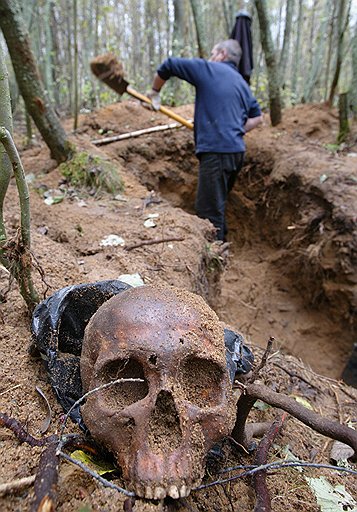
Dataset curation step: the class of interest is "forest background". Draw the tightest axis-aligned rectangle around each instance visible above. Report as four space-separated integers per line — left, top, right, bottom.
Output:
1 0 357 134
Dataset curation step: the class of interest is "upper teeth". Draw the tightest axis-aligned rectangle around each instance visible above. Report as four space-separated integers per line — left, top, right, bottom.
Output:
138 484 190 500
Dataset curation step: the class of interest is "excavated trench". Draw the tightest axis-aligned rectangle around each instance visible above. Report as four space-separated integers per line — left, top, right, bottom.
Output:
115 129 356 382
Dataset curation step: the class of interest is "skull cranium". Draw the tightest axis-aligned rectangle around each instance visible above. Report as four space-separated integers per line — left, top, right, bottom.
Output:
80 285 236 500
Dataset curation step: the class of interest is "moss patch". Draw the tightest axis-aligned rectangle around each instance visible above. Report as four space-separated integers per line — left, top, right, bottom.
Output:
60 151 124 196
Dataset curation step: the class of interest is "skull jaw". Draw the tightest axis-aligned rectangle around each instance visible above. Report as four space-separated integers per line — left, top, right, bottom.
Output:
120 445 206 500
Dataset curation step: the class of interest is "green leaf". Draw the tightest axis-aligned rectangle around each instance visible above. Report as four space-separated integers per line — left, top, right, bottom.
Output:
290 395 314 410
253 399 271 411
305 476 357 511
70 450 117 476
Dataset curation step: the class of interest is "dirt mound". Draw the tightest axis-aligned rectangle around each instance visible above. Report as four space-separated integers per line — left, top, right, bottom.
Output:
0 100 356 511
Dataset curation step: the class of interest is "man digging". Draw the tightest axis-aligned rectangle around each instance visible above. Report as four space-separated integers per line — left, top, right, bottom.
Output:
148 39 263 242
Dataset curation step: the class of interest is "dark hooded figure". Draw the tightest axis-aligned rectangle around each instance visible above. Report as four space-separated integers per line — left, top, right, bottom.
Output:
230 10 253 84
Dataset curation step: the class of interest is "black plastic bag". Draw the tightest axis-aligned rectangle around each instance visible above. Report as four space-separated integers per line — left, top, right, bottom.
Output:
31 280 131 428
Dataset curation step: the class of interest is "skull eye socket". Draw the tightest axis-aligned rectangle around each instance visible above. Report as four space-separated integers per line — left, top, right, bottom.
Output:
98 358 149 409
178 357 225 408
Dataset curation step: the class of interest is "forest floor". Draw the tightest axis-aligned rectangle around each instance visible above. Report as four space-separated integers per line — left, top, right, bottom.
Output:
0 100 356 511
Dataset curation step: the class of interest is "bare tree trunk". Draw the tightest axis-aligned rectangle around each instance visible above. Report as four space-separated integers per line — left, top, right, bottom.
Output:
222 0 235 35
49 0 61 106
0 42 13 243
352 22 357 119
324 0 337 101
328 0 348 107
290 0 303 103
307 0 318 74
254 0 282 126
44 0 54 103
275 0 284 48
279 0 294 87
0 0 72 163
303 0 331 103
65 0 73 112
337 93 349 143
173 0 186 55
145 0 155 79
73 0 79 130
189 0 208 58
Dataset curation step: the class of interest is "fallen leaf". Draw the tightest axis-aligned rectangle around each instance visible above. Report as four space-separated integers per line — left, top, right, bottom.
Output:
330 440 355 465
70 450 117 476
305 476 357 512
291 395 314 410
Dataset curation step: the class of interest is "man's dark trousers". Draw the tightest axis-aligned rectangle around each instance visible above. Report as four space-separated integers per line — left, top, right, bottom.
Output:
195 152 244 241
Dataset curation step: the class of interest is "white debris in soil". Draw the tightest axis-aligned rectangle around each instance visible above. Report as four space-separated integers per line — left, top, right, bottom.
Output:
99 234 125 246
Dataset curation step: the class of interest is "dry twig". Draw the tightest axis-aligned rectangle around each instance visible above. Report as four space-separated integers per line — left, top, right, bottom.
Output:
194 461 357 491
0 475 36 496
125 236 184 251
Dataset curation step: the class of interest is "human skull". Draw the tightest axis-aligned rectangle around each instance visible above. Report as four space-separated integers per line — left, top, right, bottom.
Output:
80 285 236 500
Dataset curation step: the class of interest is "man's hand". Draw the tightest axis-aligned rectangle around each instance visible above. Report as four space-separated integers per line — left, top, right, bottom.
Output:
146 89 161 111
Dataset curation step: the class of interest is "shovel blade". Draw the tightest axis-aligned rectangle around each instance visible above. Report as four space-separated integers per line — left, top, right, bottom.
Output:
90 53 129 96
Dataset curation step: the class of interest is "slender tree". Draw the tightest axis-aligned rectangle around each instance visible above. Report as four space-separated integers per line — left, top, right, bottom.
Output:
254 0 282 125
44 0 54 103
0 0 72 163
0 42 12 244
291 0 303 102
189 0 209 58
172 0 186 55
303 0 331 103
222 0 235 35
328 0 348 107
352 22 357 119
279 0 294 88
324 0 337 101
73 0 79 130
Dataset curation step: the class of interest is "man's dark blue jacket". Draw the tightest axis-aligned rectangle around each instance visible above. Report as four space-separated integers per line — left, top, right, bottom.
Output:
157 58 261 154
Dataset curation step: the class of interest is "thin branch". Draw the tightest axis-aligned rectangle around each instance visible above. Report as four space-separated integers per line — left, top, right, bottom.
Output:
59 451 135 497
0 412 56 447
0 475 36 496
58 378 144 447
0 383 22 397
125 236 185 251
248 337 274 383
273 361 324 393
194 461 357 491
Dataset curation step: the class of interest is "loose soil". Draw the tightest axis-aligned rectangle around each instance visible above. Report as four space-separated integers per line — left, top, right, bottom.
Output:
0 100 356 511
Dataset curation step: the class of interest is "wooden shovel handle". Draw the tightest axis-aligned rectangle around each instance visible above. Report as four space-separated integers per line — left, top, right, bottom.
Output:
126 86 194 130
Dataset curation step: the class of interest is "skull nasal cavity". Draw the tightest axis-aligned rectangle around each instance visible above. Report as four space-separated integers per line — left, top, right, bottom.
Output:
147 391 182 454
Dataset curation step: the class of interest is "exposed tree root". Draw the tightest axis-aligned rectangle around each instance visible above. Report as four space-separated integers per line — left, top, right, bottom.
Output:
31 441 59 512
252 414 287 512
244 382 357 460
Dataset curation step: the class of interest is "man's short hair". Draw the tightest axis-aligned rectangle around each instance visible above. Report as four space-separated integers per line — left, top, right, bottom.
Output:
215 39 242 66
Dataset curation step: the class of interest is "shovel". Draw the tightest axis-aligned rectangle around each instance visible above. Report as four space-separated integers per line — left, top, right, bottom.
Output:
90 53 193 130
